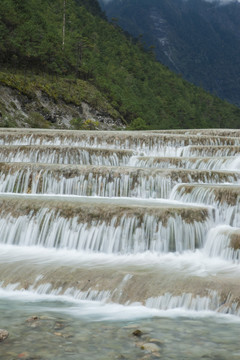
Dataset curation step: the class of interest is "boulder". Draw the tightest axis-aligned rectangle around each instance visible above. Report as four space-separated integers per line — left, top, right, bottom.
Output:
0 329 9 342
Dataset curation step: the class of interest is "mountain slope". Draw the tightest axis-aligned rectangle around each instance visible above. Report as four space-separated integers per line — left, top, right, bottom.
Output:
0 0 240 129
99 0 240 107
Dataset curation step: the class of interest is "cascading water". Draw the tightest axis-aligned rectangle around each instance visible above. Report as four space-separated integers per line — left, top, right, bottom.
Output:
0 146 133 166
133 155 240 171
170 184 240 226
1 129 240 360
0 196 211 253
204 225 240 263
0 163 239 198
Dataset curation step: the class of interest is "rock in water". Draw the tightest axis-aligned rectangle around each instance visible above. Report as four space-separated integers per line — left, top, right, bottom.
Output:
132 329 143 337
0 329 9 342
141 342 161 352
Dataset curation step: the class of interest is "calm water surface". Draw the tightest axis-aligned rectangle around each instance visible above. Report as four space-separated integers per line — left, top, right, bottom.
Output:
0 295 240 360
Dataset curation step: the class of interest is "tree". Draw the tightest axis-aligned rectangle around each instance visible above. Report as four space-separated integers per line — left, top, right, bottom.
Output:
127 117 148 130
62 0 66 51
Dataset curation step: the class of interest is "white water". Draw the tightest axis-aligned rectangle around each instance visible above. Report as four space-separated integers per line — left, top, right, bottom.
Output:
179 145 240 157
134 156 240 171
146 291 240 315
204 225 240 263
170 183 240 226
1 244 240 277
2 286 240 324
0 204 211 253
0 167 174 198
0 165 239 198
2 131 239 147
0 147 132 166
0 129 240 325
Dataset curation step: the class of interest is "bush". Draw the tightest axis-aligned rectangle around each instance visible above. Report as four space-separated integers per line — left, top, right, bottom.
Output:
70 117 84 129
70 117 99 130
127 117 148 130
28 112 50 128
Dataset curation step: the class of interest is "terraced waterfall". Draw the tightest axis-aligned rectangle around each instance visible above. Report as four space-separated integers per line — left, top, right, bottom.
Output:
1 128 240 360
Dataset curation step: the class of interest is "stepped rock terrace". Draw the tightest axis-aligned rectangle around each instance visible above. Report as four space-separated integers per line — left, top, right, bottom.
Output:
204 225 240 263
1 127 240 359
0 146 133 166
171 184 240 206
149 129 240 137
170 184 240 226
0 130 239 151
0 194 212 253
0 162 238 198
180 145 240 157
0 254 239 315
135 156 239 171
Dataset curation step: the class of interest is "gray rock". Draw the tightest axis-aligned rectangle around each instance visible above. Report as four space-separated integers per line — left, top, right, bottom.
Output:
0 329 9 342
141 342 161 353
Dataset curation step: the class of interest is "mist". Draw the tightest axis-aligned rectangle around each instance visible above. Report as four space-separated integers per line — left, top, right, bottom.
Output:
205 0 240 4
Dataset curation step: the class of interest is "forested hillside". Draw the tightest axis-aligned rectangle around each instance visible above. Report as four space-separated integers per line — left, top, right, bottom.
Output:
99 0 240 107
0 0 240 129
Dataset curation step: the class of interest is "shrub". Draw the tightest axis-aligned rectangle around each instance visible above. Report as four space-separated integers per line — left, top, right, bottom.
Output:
127 117 148 130
70 117 99 130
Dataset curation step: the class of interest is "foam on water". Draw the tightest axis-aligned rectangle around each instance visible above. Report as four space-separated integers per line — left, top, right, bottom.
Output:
0 244 239 277
0 286 240 323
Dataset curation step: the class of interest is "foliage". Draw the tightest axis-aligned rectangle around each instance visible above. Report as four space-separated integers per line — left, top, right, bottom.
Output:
28 112 50 128
0 70 120 120
0 0 240 129
100 0 240 108
70 117 99 130
0 115 18 128
127 117 148 130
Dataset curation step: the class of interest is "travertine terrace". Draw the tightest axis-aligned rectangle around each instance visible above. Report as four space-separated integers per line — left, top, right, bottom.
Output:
0 128 240 316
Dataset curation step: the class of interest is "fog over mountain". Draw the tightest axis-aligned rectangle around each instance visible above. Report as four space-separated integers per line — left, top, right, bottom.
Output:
99 0 240 107
205 0 240 3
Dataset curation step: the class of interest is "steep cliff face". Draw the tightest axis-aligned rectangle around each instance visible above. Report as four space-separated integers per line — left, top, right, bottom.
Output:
99 0 240 107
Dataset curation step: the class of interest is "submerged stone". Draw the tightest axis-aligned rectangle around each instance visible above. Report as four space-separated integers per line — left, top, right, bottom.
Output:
0 329 9 342
26 316 38 322
141 342 161 352
132 329 143 337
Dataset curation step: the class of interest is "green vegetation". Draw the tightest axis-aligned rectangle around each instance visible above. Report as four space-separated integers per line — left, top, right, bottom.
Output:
0 70 119 119
100 0 240 108
0 0 240 129
127 117 148 130
70 117 99 130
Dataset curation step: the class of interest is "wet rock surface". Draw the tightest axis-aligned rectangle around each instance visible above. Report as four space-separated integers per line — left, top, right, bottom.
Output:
1 307 240 360
0 128 240 360
0 329 9 342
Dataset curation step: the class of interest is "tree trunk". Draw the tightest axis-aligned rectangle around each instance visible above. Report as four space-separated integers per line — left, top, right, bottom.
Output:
62 0 66 51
